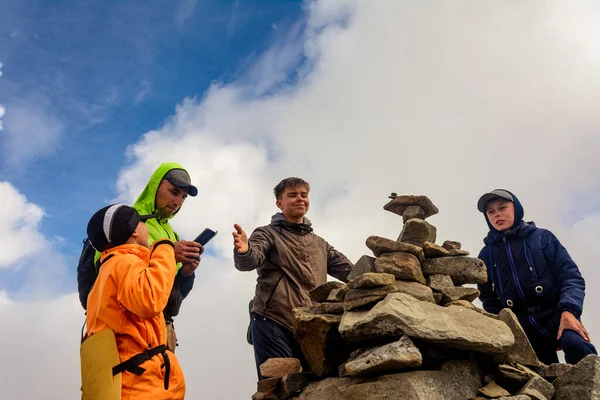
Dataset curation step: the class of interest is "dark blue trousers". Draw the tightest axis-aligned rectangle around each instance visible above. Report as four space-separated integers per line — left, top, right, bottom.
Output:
528 328 597 365
250 313 309 380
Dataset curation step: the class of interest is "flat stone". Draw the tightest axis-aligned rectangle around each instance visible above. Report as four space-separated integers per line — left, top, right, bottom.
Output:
347 255 376 281
442 240 461 250
498 364 538 384
295 377 361 400
518 375 555 400
326 287 348 302
366 236 424 261
260 358 302 378
257 377 280 393
339 293 514 353
310 281 347 302
498 396 532 400
422 256 487 285
383 195 439 219
423 241 451 258
318 302 345 314
479 381 511 397
537 363 572 381
398 219 437 246
393 280 435 303
252 389 278 400
427 274 454 290
293 308 345 377
449 249 470 256
402 205 427 223
347 272 395 289
341 336 422 377
445 300 498 318
494 309 540 367
553 354 600 399
343 360 481 400
278 373 312 398
374 252 426 284
344 285 398 311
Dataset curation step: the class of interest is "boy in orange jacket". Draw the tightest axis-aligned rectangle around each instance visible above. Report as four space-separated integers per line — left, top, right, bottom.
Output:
84 204 186 399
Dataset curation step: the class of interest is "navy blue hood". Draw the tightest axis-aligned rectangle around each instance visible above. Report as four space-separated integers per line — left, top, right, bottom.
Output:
482 190 526 242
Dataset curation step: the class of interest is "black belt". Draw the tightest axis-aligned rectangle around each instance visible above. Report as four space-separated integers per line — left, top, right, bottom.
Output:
112 345 171 390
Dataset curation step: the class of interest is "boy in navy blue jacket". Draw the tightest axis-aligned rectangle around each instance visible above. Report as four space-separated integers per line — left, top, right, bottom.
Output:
477 189 596 365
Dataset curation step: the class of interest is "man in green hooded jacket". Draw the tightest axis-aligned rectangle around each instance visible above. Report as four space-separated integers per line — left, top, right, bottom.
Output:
96 162 203 352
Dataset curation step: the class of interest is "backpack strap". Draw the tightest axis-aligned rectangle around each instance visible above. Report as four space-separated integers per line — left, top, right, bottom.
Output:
112 345 171 390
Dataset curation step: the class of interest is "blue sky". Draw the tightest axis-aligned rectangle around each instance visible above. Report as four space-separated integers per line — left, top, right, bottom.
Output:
0 0 305 297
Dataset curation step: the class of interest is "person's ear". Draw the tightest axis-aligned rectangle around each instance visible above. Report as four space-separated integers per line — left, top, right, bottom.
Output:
276 198 283 210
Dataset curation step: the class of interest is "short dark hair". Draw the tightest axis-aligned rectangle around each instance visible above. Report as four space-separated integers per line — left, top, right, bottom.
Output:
273 177 310 199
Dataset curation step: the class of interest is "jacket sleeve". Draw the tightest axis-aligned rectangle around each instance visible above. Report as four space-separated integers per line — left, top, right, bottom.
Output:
234 227 272 272
542 230 585 318
117 240 177 319
477 247 502 314
326 243 353 283
163 269 195 318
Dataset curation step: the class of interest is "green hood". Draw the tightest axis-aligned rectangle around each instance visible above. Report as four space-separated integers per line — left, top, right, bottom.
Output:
133 162 188 222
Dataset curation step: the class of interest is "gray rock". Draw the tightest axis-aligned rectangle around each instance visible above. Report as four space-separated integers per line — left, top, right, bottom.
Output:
338 293 514 353
444 300 498 318
341 336 422 377
343 360 481 400
347 272 395 289
383 195 439 219
374 252 426 284
518 375 555 400
553 354 600 399
310 281 347 302
442 240 461 250
347 255 376 281
433 293 444 304
295 376 361 400
428 274 480 303
293 308 345 377
326 287 348 302
402 205 427 223
422 256 487 285
498 396 532 400
479 381 511 397
344 285 398 311
494 309 540 367
393 280 435 303
427 274 454 290
278 373 312 398
398 218 437 246
366 236 424 261
537 363 572 381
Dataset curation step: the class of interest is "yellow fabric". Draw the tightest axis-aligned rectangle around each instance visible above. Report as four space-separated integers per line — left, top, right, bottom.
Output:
80 329 121 400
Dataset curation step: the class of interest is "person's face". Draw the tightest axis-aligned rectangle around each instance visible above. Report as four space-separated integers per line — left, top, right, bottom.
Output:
485 199 515 231
155 180 188 219
276 186 310 221
134 221 150 248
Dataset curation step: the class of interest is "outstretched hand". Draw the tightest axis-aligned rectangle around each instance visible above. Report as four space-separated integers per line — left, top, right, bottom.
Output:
232 224 249 254
558 311 590 342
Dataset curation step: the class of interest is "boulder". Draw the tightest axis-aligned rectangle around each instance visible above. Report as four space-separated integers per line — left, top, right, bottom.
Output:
374 253 426 284
393 280 435 303
422 257 487 285
365 236 424 261
347 256 376 281
383 195 439 219
343 285 398 311
398 219 437 246
310 282 347 302
347 273 395 289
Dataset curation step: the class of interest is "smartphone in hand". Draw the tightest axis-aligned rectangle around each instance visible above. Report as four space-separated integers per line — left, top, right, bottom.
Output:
194 228 218 246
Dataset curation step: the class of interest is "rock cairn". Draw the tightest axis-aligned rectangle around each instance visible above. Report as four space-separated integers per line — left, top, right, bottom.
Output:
251 194 599 400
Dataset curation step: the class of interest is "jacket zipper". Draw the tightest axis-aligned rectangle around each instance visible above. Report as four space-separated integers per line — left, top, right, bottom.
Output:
504 238 526 300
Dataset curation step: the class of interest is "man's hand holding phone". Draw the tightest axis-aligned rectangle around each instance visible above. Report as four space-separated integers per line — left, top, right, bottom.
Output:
174 240 203 277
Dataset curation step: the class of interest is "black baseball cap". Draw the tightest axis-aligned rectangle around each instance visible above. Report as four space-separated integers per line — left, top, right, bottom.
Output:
163 169 198 197
87 204 156 251
477 189 514 213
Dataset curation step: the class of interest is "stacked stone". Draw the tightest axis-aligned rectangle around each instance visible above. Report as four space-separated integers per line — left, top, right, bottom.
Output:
250 194 600 400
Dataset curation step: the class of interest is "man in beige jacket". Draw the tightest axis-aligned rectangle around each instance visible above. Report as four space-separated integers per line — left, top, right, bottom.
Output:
233 177 353 379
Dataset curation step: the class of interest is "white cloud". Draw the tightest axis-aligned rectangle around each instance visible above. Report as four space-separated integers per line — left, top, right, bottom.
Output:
0 182 46 268
1 98 64 165
4 1 600 398
0 60 3 77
